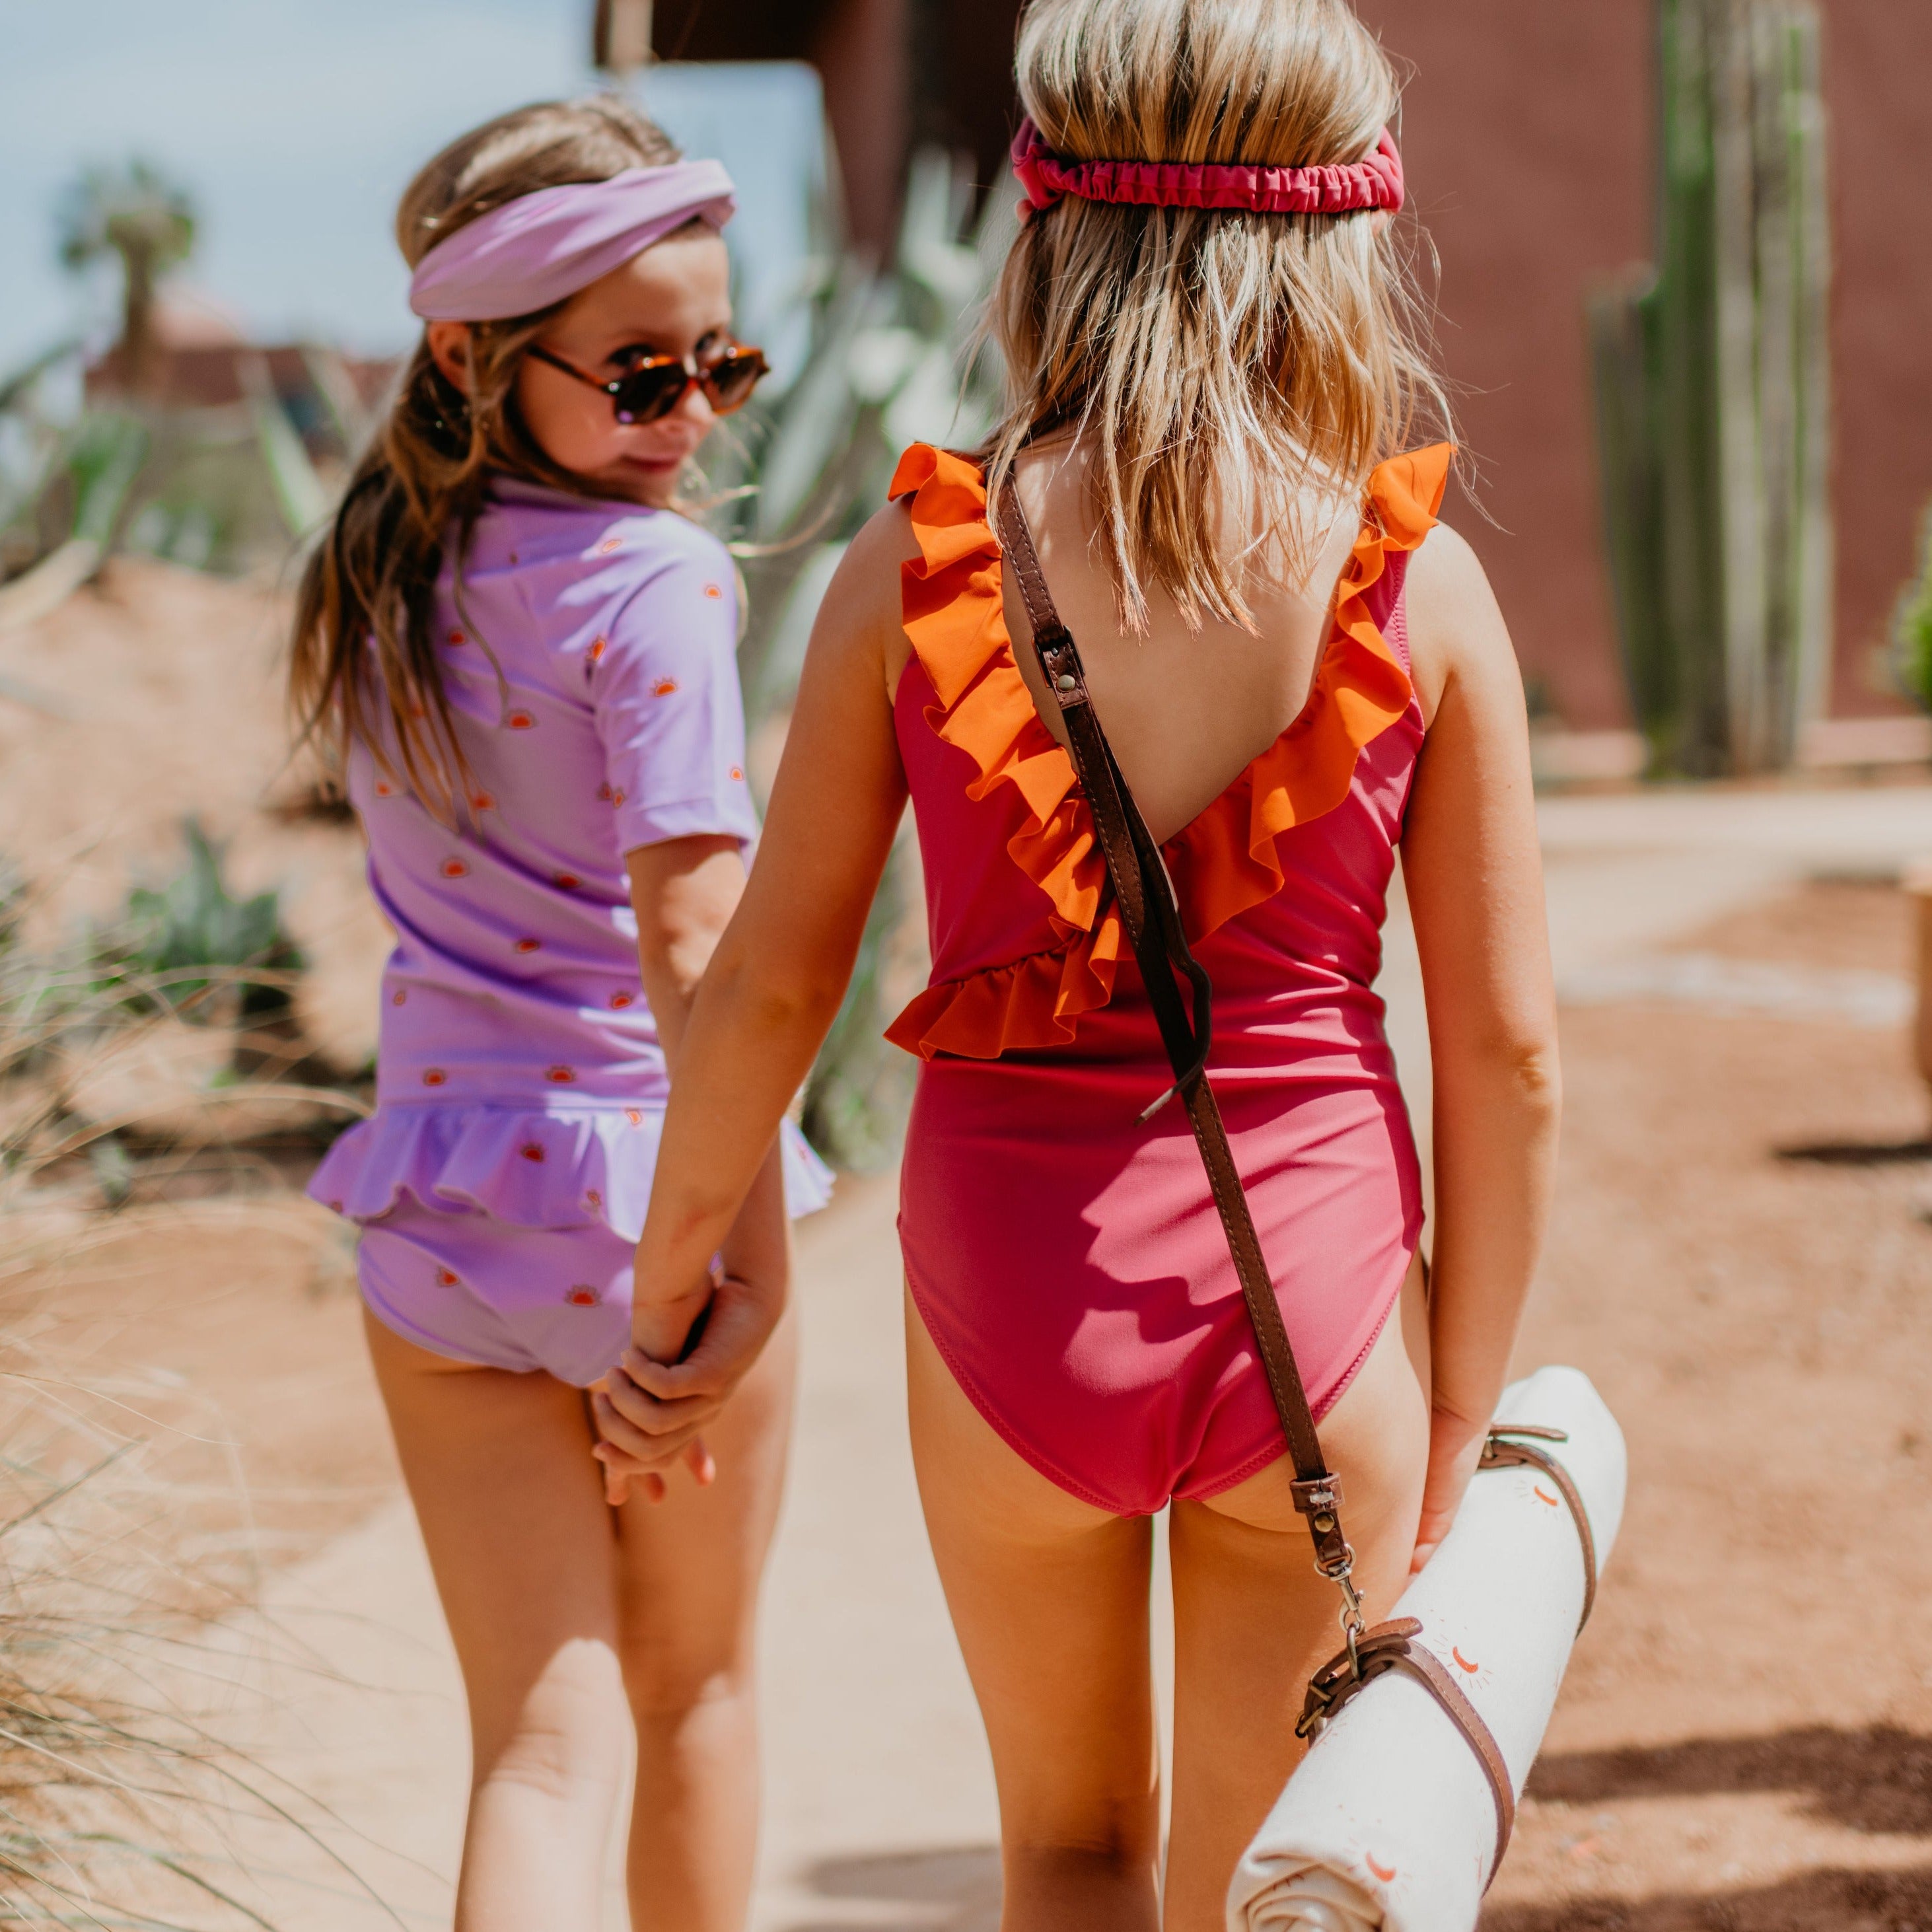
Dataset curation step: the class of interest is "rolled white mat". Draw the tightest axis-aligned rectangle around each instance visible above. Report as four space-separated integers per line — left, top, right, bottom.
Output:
1227 1365 1628 1932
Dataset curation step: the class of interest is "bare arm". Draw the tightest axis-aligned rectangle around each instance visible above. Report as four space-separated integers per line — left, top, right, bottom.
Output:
594 505 915 1482
627 834 751 1067
626 836 789 1317
1400 523 1561 1569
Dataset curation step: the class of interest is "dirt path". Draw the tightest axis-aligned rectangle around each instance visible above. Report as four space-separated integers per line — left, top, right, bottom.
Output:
1487 878 1932 1930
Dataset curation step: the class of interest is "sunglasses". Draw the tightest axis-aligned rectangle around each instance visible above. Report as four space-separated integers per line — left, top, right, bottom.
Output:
527 340 769 426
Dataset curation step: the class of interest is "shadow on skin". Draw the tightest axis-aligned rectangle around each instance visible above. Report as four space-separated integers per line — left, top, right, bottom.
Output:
789 1844 1001 1931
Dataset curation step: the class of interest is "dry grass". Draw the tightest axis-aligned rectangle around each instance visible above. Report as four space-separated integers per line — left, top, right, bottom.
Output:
0 1324 348 1928
0 877 382 1924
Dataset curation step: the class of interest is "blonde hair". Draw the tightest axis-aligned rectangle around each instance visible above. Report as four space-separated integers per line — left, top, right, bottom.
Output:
290 96 684 818
983 0 1450 632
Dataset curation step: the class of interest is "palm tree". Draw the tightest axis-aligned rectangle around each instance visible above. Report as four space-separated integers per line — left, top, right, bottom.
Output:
57 160 197 396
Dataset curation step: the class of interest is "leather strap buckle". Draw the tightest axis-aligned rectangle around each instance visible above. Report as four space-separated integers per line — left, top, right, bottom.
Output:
1298 1618 1517 1877
1290 1474 1353 1580
1480 1425 1598 1630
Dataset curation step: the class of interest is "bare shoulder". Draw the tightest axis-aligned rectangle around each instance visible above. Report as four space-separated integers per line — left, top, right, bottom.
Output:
803 497 919 696
1401 519 1522 725
845 493 924 577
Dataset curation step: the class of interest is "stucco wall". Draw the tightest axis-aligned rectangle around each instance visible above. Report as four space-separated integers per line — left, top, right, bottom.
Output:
1817 0 1932 718
1358 0 1932 727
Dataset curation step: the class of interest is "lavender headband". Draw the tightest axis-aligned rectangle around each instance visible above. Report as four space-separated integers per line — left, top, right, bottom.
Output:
408 161 737 322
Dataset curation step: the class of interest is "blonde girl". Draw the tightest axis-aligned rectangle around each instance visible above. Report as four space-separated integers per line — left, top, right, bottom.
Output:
293 97 828 1931
598 1 1559 1925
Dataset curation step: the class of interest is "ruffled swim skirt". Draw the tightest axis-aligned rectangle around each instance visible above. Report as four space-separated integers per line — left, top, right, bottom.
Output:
310 1101 832 1385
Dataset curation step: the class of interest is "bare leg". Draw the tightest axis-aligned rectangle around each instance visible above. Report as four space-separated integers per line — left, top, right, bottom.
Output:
366 1310 626 1932
614 1305 797 1932
369 1303 797 1932
904 1289 1161 1932
1163 1257 1432 1931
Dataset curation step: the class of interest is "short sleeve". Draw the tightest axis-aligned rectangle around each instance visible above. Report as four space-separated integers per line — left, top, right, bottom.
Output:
591 543 760 854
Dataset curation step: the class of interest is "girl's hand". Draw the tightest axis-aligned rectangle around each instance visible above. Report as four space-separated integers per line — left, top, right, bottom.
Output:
592 1430 715 1507
1409 1400 1491 1574
590 1268 783 1505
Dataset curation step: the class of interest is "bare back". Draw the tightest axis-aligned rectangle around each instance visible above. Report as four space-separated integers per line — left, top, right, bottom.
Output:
883 436 1366 847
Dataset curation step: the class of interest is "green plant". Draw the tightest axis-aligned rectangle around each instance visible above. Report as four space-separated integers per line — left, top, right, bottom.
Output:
715 148 1012 717
1589 0 1830 777
0 834 354 1201
706 150 1012 1166
56 159 197 400
75 819 303 1035
1894 505 1932 711
97 820 303 1022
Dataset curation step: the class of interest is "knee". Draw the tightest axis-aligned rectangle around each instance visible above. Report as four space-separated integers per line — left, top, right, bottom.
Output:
618 1625 754 1721
472 1637 629 1805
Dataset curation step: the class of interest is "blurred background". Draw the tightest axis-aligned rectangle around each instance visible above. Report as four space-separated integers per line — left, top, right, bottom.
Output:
4 3 1932 1928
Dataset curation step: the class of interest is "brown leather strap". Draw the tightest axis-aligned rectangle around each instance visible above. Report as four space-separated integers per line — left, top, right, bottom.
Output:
994 482 1523 1884
1301 1620 1517 1867
992 482 1346 1575
1482 1427 1598 1630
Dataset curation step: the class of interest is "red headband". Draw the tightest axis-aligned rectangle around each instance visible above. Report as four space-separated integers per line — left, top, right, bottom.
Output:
1011 114 1404 217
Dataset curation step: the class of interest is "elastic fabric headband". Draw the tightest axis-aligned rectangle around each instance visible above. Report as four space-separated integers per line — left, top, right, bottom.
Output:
1011 116 1403 217
408 161 737 322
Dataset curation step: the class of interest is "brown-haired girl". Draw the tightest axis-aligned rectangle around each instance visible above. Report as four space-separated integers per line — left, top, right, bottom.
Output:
598 1 1560 1924
293 96 829 1930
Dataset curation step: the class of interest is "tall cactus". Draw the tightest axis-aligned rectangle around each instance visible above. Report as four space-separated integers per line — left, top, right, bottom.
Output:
1590 0 1830 776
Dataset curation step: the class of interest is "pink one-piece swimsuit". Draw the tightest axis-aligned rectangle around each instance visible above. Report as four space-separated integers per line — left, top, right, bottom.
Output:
886 442 1450 1517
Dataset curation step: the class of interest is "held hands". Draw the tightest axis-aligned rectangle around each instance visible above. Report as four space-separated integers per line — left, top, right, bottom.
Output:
1409 1398 1491 1575
590 1264 782 1506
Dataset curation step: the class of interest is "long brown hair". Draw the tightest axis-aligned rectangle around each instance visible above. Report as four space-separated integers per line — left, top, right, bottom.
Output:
289 96 683 816
983 0 1452 634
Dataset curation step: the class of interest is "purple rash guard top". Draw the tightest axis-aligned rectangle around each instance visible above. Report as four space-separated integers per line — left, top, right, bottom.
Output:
309 477 830 1380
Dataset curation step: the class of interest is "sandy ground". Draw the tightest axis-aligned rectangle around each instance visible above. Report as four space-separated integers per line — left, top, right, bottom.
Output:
1489 886 1932 1930
12 572 1932 1927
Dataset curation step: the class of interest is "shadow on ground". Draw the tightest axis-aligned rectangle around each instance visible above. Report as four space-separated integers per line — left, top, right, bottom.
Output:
1775 1137 1932 1166
790 1845 1000 1931
1483 1866 1932 1931
778 1731 1932 1927
1528 1725 1932 1837
1488 1730 1932 1928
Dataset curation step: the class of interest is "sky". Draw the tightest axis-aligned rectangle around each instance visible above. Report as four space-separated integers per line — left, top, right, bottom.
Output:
0 0 824 377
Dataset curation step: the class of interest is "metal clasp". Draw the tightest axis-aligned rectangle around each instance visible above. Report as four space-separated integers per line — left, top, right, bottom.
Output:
1315 1543 1369 1675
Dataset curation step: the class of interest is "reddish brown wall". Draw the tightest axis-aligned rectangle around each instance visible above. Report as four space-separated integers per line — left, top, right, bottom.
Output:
1353 0 1932 726
651 0 910 254
1349 1 1648 726
1817 0 1932 717
787 0 1932 725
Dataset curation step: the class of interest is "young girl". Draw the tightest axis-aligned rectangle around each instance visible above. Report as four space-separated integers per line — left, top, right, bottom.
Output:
597 0 1560 1925
292 96 829 1932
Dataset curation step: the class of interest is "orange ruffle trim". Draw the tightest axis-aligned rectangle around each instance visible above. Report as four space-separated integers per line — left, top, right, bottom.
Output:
884 441 1452 1061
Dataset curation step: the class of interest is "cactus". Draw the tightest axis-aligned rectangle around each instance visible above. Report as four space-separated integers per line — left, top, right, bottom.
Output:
1894 503 1932 711
1589 0 1830 776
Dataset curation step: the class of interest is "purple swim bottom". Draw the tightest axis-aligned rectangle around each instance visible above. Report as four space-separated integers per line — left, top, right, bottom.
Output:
342 1112 832 1386
359 1198 639 1386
